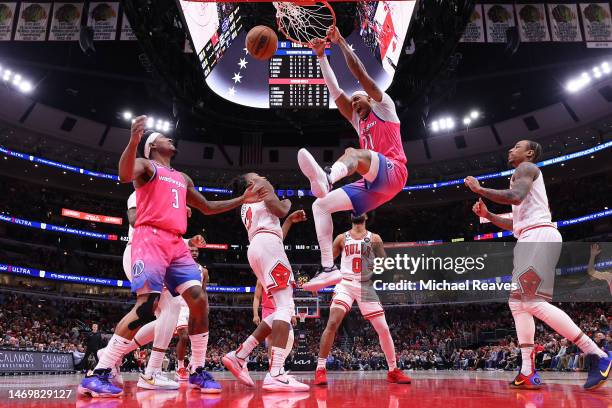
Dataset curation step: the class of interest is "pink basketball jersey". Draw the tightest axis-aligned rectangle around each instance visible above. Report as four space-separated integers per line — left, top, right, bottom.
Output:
353 93 407 166
135 161 188 235
240 201 283 242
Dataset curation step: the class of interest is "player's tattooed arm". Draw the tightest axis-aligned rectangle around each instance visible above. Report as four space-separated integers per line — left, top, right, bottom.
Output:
184 173 262 215
281 210 307 239
464 162 539 205
260 179 291 218
328 27 383 102
371 234 386 258
472 198 513 231
119 115 154 185
332 233 345 260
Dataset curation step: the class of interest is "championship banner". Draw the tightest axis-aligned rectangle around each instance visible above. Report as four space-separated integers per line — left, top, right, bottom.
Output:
548 3 583 42
61 208 123 225
87 2 118 41
460 4 485 42
119 11 136 40
14 2 51 41
0 2 16 41
580 2 612 47
516 4 550 42
49 2 82 41
484 4 515 43
0 349 74 372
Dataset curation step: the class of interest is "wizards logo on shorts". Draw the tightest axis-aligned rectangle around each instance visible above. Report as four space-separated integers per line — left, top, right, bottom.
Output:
386 160 394 170
132 260 145 278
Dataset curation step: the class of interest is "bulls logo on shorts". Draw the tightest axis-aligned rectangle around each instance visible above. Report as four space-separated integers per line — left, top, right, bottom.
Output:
132 260 145 278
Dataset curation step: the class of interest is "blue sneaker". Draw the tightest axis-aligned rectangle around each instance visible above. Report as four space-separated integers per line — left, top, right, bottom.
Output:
189 367 222 394
78 368 123 397
509 371 543 389
584 351 612 390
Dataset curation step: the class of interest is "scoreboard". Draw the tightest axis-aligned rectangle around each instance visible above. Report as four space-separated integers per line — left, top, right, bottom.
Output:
269 41 330 108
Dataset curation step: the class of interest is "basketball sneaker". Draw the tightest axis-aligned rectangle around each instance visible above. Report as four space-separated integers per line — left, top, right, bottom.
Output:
175 367 189 382
314 368 327 385
583 351 612 390
97 348 123 386
387 368 412 384
189 367 222 393
222 351 255 387
301 265 342 292
509 371 543 389
137 370 179 390
297 148 332 198
262 372 310 392
78 368 123 398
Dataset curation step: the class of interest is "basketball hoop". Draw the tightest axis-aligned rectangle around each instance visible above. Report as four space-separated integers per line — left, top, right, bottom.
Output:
273 1 336 47
297 311 307 323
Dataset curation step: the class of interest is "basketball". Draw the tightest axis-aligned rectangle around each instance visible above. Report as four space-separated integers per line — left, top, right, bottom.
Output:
245 25 278 60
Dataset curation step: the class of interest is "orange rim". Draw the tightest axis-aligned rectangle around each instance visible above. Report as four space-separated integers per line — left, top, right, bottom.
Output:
276 1 336 47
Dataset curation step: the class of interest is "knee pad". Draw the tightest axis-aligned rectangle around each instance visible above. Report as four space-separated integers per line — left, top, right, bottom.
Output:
271 287 294 324
128 293 160 330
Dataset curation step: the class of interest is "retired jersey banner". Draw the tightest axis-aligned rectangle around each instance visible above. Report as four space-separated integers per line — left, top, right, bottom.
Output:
461 4 485 42
516 4 550 42
548 3 583 42
484 4 515 43
87 2 118 41
49 2 82 41
0 3 16 41
580 3 612 47
119 12 136 40
61 208 123 225
14 2 50 41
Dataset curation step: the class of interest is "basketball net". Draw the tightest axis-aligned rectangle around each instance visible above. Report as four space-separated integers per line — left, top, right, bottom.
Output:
273 1 336 46
298 311 307 323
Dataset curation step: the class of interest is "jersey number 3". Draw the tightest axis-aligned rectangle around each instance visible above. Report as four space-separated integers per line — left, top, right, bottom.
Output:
171 189 179 209
243 207 252 230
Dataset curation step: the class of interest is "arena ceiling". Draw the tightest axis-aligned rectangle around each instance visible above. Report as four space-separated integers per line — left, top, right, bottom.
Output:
0 0 610 148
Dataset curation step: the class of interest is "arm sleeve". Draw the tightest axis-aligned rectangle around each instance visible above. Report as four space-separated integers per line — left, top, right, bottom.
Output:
127 191 137 209
372 93 400 123
318 56 344 101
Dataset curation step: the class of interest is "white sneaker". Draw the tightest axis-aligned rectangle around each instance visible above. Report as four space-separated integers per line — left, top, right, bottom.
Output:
262 372 309 392
301 265 342 292
137 371 179 390
297 148 331 198
222 351 255 387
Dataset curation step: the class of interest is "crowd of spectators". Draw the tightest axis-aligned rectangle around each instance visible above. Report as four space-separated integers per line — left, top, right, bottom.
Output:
1 291 608 374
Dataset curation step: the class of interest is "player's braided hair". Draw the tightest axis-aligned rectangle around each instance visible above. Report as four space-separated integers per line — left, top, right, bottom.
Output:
526 140 542 163
228 174 248 199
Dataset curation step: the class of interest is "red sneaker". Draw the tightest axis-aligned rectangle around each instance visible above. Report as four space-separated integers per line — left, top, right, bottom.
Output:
175 367 189 382
387 368 411 384
314 368 327 385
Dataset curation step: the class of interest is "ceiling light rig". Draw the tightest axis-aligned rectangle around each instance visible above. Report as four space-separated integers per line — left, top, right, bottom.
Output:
430 110 480 133
0 63 33 94
566 61 611 93
123 111 172 133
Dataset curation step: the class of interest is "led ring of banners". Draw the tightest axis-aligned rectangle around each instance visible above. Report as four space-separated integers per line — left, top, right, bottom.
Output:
2 141 610 195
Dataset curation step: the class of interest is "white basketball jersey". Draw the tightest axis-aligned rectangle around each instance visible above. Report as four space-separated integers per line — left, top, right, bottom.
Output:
240 201 283 242
340 231 375 281
127 191 136 243
511 170 552 238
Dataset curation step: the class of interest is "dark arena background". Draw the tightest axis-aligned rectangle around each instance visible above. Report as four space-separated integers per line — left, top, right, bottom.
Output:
0 0 610 407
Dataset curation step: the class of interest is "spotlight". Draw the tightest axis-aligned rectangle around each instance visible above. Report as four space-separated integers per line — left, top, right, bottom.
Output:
593 67 602 79
162 121 170 132
431 121 440 132
602 62 611 74
439 119 447 130
2 70 11 81
566 80 580 93
18 81 32 93
146 117 154 128
463 117 472 126
12 74 21 85
155 123 162 130
446 118 455 129
470 110 479 119
123 111 133 120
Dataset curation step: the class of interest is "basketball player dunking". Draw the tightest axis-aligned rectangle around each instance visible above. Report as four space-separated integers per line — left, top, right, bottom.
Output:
222 173 309 392
299 27 407 291
465 140 611 390
314 214 411 385
79 116 261 397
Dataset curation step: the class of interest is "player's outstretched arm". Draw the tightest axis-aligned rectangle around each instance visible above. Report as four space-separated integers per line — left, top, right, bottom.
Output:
371 234 386 258
281 210 307 239
311 38 352 122
261 179 291 218
472 198 513 232
328 26 383 103
118 115 153 184
184 173 263 215
465 162 539 206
